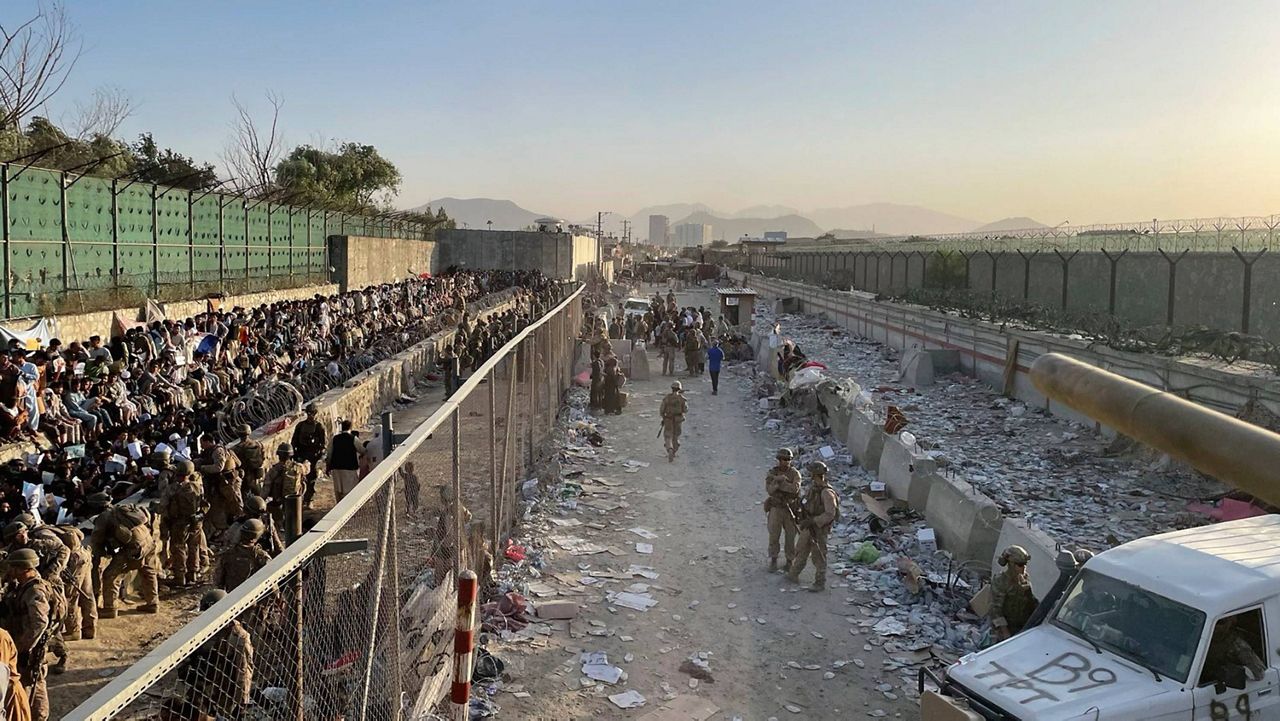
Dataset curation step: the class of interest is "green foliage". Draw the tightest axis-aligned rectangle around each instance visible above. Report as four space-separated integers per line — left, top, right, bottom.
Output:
129 133 219 190
274 142 401 210
923 250 967 290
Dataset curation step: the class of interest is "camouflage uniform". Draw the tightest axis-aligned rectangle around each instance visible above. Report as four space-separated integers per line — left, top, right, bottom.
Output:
788 462 841 591
183 589 254 719
763 449 802 573
199 443 243 532
5 523 69 673
90 504 160 617
659 384 688 461
990 545 1036 641
264 447 308 536
160 462 209 587
290 408 327 504
234 425 267 499
2 553 58 721
213 521 272 592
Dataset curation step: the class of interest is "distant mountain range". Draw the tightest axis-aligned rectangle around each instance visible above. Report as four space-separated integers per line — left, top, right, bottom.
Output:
415 198 550 231
411 197 1045 241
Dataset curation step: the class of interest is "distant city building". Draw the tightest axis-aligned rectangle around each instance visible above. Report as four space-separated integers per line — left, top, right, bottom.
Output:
763 231 788 242
648 215 670 246
673 223 713 247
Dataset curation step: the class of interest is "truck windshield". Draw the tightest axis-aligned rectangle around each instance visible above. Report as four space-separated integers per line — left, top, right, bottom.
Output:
1053 569 1205 683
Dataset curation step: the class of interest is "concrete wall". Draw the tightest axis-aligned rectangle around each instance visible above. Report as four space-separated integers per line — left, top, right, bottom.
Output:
771 250 1280 343
329 235 438 292
436 229 599 280
1 283 339 346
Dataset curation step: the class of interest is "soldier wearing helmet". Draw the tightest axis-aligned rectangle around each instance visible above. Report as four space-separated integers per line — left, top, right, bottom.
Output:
199 439 243 532
991 545 1037 641
233 423 267 497
4 521 70 674
290 404 327 506
182 589 254 719
159 457 209 588
763 448 802 573
231 495 283 557
659 381 688 463
2 546 55 720
89 502 159 619
263 444 308 539
213 518 271 592
787 461 841 592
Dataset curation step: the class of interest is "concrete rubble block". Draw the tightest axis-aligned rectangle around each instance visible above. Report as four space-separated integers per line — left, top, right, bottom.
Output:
878 433 937 510
993 518 1060 594
898 348 962 387
922 472 1004 564
774 297 802 315
846 410 885 470
825 395 854 443
631 346 651 381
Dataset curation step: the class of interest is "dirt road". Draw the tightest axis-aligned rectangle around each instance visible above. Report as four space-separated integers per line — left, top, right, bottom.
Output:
495 288 917 720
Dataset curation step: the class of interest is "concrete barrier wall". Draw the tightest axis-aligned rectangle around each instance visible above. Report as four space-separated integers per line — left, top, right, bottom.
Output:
878 434 938 511
846 410 884 472
728 270 1280 423
2 283 340 348
330 235 438 292
923 472 1003 566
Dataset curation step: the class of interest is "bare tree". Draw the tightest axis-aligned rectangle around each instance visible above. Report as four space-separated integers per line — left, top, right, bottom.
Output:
64 85 133 139
221 91 284 196
0 2 82 133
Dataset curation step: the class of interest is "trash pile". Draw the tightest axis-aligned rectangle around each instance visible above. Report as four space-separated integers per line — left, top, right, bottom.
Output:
754 305 1223 550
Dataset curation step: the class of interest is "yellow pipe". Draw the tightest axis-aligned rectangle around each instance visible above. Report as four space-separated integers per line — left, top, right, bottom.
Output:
1029 352 1280 507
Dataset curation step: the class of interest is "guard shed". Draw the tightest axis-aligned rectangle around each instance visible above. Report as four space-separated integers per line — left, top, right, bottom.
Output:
717 288 757 327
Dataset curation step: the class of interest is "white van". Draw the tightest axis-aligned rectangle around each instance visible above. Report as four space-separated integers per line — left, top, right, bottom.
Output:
923 516 1280 720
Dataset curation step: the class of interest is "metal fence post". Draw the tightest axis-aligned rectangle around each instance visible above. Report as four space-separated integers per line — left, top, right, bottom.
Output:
1100 248 1128 315
1232 247 1266 334
187 190 195 295
356 486 395 721
2 165 11 319
266 202 274 282
1052 249 1079 310
488 366 498 569
151 184 159 296
217 197 226 290
452 408 462 580
289 571 304 721
451 570 479 720
1157 248 1189 326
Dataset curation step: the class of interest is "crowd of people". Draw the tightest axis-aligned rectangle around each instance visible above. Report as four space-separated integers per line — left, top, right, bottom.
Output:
0 267 563 720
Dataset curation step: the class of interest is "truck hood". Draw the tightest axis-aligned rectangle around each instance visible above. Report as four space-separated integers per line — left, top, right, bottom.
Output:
946 625 1184 720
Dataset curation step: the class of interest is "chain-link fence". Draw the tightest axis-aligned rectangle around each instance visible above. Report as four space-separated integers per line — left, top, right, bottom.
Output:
65 284 583 721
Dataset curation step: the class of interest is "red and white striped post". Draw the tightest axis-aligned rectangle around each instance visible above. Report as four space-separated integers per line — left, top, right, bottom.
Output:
450 570 479 720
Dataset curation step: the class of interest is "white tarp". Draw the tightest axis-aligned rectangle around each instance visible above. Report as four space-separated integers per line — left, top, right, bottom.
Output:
0 317 60 350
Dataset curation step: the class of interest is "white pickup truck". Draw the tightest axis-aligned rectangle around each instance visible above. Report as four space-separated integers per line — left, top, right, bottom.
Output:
923 515 1280 720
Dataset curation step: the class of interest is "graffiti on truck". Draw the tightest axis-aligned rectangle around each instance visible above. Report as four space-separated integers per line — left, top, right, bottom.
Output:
971 652 1118 705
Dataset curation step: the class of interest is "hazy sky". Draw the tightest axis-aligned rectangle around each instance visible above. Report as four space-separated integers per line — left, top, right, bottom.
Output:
17 1 1280 223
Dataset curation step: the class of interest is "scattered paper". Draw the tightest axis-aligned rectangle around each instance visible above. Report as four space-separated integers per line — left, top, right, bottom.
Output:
629 527 659 539
609 690 647 709
635 543 653 554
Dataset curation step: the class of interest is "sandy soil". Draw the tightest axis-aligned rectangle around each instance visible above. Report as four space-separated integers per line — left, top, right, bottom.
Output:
495 288 917 721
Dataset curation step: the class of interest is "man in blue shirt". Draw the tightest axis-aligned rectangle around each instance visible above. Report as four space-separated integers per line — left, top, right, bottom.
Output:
707 339 725 395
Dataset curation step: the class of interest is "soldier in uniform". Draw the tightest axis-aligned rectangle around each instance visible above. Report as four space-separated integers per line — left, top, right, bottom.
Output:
658 323 679 376
89 501 160 618
150 447 175 495
682 322 705 377
160 460 208 588
787 461 841 592
264 444 308 539
990 545 1037 642
232 495 284 557
54 521 96 642
290 404 327 506
181 589 254 720
199 440 243 533
3 522 69 674
233 424 267 499
763 448 802 573
659 381 688 462
213 520 271 592
3 548 59 721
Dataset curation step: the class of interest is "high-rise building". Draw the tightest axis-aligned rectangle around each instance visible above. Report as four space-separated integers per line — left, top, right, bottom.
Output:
674 223 713 247
648 215 670 246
